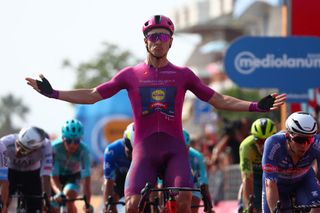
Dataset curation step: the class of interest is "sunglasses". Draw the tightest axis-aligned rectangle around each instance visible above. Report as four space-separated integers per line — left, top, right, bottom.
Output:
65 138 81 145
146 33 171 42
290 135 314 145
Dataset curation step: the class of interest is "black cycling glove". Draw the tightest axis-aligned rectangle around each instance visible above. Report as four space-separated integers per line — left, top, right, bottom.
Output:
36 76 59 98
257 94 275 111
249 94 275 112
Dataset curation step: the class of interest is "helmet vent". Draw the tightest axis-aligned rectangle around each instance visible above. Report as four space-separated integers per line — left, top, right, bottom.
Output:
154 15 161 24
260 118 267 135
293 119 317 132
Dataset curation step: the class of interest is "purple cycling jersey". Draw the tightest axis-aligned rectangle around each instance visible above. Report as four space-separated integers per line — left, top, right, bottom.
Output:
96 62 215 144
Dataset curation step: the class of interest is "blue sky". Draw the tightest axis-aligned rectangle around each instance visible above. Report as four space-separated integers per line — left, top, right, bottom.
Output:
0 0 200 134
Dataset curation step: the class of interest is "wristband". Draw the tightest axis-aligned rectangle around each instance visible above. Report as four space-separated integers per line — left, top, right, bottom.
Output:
47 89 59 99
249 102 267 112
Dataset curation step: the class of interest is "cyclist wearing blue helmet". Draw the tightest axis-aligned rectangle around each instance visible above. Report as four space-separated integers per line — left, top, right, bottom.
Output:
51 119 92 213
183 129 212 213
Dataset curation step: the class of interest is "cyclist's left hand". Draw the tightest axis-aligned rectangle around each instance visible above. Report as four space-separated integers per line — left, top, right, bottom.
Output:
83 204 93 213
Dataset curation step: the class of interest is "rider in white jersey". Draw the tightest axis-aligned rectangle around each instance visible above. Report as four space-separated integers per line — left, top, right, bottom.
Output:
0 142 8 213
0 126 52 213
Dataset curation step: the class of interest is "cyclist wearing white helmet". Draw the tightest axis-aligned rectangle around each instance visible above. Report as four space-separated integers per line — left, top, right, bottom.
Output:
0 138 8 213
103 122 134 213
26 14 286 213
262 112 320 212
50 119 92 213
0 126 52 213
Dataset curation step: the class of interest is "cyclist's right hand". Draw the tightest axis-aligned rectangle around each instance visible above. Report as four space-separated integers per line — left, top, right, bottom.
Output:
53 192 65 203
25 74 59 98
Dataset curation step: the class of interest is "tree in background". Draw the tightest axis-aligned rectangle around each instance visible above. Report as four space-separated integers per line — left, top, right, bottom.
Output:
63 42 140 88
0 94 29 136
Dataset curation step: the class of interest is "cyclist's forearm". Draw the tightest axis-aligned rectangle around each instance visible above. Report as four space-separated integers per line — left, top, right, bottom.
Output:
83 176 91 203
50 176 63 194
58 89 103 104
103 179 115 202
265 179 279 211
242 176 253 208
0 180 9 210
41 175 51 196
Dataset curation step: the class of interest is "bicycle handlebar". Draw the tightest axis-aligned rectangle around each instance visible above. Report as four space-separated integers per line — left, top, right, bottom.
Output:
272 200 320 212
104 196 125 213
138 182 213 213
138 182 153 212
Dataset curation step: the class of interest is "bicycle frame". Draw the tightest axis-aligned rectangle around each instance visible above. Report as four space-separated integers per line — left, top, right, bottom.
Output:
11 192 50 213
104 195 126 213
138 182 213 213
57 195 91 213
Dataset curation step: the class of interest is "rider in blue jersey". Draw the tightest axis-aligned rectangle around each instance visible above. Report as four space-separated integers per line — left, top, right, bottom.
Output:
262 112 320 213
103 123 133 213
183 129 212 213
51 119 92 213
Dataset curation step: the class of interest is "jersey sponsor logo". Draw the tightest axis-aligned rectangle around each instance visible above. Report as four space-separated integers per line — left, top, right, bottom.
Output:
106 149 114 156
104 162 111 169
268 143 281 160
140 87 176 117
13 159 35 168
44 166 52 171
151 89 165 101
262 164 278 173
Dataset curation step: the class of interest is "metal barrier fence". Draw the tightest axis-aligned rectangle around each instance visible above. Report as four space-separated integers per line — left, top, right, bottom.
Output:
208 164 241 202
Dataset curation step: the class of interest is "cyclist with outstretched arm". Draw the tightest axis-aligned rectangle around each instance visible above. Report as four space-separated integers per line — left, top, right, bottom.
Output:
262 112 320 213
0 127 52 213
26 15 286 213
50 119 92 213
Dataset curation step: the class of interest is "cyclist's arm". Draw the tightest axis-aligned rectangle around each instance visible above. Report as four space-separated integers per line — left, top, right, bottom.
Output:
239 141 253 210
57 89 103 104
51 176 63 194
208 92 286 111
208 92 252 111
41 175 51 197
0 180 9 212
241 172 254 209
265 179 279 211
82 176 91 204
103 179 115 202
